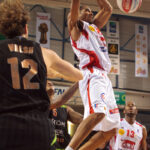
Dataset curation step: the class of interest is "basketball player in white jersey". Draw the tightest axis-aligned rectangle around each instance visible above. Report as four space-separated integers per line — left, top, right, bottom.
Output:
110 101 147 150
66 0 120 150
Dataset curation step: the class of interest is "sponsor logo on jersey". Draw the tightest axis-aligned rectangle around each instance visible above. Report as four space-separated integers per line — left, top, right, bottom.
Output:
118 129 125 135
89 26 95 32
122 139 135 149
52 118 65 127
100 46 107 52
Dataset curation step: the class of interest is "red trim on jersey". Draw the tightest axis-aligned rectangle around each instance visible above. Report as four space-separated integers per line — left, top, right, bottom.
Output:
136 122 143 127
82 51 103 73
109 145 112 150
121 118 123 121
96 28 100 34
100 37 105 41
71 39 104 73
139 138 142 148
138 124 143 149
109 135 116 150
109 108 119 114
139 135 143 149
82 29 89 40
87 79 94 114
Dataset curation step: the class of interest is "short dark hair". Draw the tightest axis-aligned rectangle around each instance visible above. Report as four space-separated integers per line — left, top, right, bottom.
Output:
80 5 87 11
0 0 30 38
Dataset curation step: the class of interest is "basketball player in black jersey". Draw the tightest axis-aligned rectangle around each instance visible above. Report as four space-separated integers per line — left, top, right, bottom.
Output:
0 0 83 150
50 105 83 150
47 81 83 150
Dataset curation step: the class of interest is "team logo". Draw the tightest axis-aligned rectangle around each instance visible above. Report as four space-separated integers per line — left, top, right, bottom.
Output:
100 93 105 101
118 129 125 135
94 103 98 108
89 26 95 32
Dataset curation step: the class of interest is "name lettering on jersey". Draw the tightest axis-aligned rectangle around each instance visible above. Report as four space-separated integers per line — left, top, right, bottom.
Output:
51 118 65 127
8 44 34 54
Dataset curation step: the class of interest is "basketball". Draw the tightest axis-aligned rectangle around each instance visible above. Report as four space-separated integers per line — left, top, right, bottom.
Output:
116 0 142 13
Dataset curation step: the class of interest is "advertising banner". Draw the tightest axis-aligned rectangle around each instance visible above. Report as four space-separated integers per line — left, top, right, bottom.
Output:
36 12 50 49
107 21 119 38
114 91 126 105
135 24 148 77
107 38 120 75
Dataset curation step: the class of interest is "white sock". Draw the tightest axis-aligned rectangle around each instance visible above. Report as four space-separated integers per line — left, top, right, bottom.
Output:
65 146 73 150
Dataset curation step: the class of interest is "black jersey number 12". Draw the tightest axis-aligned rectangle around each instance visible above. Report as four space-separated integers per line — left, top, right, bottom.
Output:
7 57 40 90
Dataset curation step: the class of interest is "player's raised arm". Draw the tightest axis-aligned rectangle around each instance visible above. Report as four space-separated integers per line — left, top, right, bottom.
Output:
93 0 113 29
41 47 83 82
68 0 81 41
68 0 80 31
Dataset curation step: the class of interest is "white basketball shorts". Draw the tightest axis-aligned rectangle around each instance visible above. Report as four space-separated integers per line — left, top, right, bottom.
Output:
79 68 120 132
